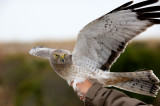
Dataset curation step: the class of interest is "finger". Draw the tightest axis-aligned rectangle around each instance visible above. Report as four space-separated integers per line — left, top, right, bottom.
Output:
77 92 80 97
77 92 83 97
80 97 84 101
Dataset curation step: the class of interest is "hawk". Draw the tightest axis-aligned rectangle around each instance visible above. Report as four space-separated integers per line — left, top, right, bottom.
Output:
30 0 160 97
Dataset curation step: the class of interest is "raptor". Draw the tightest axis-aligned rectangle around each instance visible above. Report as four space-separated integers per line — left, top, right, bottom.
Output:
30 0 160 98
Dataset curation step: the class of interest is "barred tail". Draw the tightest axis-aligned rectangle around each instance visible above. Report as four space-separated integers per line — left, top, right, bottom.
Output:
103 70 160 97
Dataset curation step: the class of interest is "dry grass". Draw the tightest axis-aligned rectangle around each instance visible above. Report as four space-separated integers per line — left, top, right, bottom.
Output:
0 40 76 56
0 39 160 62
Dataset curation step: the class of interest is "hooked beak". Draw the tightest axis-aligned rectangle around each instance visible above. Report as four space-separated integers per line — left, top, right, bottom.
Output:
61 56 65 63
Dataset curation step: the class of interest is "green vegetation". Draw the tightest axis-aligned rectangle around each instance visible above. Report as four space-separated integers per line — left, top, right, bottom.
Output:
0 41 160 106
111 42 160 106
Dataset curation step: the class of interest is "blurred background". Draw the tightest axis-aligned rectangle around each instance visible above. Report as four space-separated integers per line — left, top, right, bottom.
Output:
0 0 160 106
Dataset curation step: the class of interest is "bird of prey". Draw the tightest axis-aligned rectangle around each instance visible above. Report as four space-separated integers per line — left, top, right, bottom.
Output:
30 0 160 97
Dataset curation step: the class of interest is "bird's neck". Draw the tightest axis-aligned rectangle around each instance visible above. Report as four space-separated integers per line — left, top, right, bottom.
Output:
51 63 73 79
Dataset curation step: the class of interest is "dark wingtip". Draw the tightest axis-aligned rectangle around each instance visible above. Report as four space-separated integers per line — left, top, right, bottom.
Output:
131 1 160 25
125 0 159 10
137 12 160 20
149 19 160 24
108 1 133 14
133 6 160 12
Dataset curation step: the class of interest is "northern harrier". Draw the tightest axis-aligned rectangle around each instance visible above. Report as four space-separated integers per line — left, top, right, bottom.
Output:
30 0 160 97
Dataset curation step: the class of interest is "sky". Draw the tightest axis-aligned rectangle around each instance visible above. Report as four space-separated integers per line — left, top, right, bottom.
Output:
0 0 160 42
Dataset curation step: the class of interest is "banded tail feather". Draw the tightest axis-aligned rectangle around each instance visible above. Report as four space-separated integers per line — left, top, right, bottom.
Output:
114 79 160 97
103 70 160 97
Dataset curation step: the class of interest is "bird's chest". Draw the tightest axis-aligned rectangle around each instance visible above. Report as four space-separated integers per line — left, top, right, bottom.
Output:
53 65 78 81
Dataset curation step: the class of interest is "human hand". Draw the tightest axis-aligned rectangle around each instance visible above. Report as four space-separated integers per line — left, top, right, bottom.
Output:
71 80 93 101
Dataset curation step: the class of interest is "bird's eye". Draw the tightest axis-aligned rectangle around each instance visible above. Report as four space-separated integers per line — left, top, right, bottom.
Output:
54 54 59 57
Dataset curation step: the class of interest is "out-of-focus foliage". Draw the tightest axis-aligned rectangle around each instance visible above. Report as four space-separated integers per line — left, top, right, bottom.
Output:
0 40 160 106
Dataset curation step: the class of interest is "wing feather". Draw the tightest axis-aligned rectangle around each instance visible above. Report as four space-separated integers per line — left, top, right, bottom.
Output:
124 0 159 10
29 47 55 59
72 0 160 71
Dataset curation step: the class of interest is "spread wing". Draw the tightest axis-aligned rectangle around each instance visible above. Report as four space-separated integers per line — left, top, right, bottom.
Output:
29 47 55 59
72 0 160 71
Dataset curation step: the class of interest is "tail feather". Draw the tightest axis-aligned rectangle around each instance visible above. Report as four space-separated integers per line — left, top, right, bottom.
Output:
103 70 160 97
109 70 159 83
114 79 160 97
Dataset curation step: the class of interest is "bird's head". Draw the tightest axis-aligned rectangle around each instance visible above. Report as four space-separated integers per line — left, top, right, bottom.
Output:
29 47 72 65
50 49 72 64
